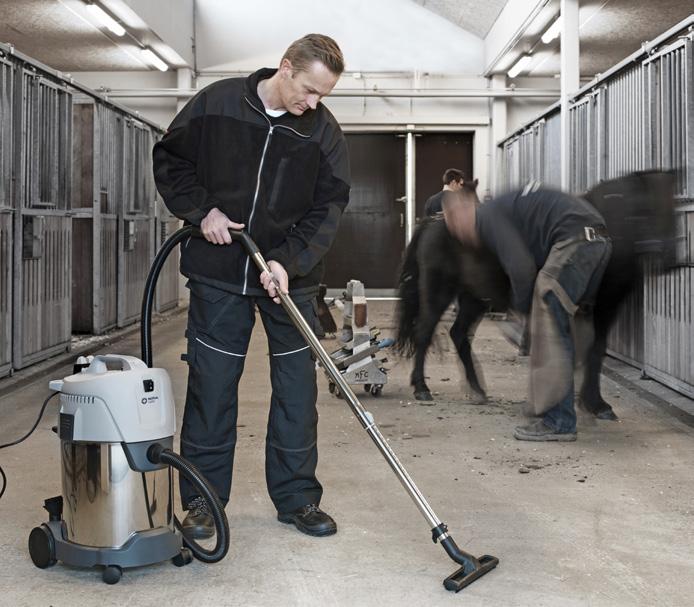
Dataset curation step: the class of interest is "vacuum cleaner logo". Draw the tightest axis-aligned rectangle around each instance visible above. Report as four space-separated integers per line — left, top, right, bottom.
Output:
141 396 159 405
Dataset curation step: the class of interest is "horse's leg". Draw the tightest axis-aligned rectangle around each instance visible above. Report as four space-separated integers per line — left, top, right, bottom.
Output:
411 275 456 401
449 293 487 403
579 283 628 421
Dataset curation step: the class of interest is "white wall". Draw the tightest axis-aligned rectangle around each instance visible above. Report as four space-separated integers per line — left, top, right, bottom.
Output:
195 0 484 73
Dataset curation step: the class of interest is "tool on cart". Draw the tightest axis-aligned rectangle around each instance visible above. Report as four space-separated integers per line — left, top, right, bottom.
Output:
209 228 498 593
326 279 392 398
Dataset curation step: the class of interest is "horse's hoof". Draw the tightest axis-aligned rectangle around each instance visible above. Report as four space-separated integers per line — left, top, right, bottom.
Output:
414 390 433 401
595 407 618 421
471 392 487 405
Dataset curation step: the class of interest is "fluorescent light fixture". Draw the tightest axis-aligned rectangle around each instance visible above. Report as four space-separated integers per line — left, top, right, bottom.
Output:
141 48 169 72
541 16 562 44
86 3 125 37
507 55 532 78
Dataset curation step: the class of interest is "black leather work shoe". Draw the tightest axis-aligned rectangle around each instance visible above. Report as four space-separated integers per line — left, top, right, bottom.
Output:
277 504 337 537
182 496 215 540
513 419 577 442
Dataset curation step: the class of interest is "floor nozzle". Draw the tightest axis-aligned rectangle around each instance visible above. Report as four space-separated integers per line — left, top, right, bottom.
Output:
443 554 499 592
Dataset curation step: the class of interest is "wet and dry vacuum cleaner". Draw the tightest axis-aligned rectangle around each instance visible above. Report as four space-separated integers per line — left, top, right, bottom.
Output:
27 225 497 591
27 234 230 584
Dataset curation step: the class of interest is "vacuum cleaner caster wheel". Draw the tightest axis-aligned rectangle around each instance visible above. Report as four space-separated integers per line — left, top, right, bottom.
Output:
28 525 57 569
172 548 193 567
102 565 122 585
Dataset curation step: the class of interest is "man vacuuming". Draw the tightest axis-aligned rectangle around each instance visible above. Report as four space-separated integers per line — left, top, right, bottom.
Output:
153 34 350 539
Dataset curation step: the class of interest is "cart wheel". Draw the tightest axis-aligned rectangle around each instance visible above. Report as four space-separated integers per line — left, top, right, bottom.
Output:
371 385 383 397
328 381 336 394
28 525 57 569
102 565 122 585
172 547 193 567
334 385 343 399
363 384 372 393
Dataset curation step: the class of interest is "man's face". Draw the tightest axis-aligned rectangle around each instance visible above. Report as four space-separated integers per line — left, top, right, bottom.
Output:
278 59 339 116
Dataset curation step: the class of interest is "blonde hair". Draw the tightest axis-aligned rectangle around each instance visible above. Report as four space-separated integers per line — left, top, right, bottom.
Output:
282 34 345 75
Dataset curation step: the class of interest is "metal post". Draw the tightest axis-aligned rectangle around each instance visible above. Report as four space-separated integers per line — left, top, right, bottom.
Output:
405 128 416 243
560 0 580 190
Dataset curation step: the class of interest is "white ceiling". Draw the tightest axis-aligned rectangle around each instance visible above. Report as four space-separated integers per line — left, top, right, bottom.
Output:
0 0 692 77
412 0 508 38
524 0 694 77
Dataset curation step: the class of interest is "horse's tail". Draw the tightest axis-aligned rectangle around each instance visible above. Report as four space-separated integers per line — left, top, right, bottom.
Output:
394 219 429 358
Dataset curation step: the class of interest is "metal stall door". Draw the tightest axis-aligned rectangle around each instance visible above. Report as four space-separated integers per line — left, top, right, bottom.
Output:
605 64 645 180
568 90 606 196
118 120 154 327
640 38 694 396
95 106 123 333
322 133 406 290
154 202 180 313
71 99 96 333
542 112 562 188
569 98 589 194
13 70 72 369
501 137 520 191
518 128 535 186
602 64 648 367
0 57 12 376
414 132 473 219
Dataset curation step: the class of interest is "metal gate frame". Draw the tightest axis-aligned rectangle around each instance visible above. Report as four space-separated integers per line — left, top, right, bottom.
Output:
12 68 73 370
0 55 14 377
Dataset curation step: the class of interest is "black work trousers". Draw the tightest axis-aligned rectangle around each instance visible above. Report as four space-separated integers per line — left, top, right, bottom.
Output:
180 280 322 514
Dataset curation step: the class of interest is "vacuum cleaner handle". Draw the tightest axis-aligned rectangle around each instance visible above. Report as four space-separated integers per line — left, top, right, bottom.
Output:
88 354 148 373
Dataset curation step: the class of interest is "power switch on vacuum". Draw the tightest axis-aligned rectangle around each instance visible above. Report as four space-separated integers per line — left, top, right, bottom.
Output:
143 379 155 392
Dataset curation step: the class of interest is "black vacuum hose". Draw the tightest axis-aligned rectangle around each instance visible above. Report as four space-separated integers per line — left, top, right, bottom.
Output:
148 443 230 563
141 225 195 367
141 225 230 563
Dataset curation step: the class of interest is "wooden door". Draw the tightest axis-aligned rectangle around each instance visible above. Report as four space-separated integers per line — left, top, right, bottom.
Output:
323 134 406 289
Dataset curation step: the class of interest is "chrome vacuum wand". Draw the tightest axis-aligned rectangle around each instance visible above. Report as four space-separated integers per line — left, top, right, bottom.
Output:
224 227 498 592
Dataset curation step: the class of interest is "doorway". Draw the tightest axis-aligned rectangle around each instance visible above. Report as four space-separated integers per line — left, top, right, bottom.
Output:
415 133 474 220
323 133 406 289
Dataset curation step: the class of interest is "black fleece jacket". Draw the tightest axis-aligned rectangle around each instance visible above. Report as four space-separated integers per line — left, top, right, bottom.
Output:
152 68 350 297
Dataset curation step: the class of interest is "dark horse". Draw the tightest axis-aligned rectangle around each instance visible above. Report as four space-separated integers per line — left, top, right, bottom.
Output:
395 173 676 420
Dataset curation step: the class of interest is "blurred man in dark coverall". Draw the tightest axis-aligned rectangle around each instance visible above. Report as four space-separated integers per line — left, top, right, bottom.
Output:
443 181 612 441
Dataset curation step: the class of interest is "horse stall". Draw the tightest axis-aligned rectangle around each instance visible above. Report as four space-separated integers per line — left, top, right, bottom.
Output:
0 41 166 376
12 63 73 370
640 36 694 397
71 97 166 333
118 120 156 327
500 109 561 192
497 17 694 398
0 55 12 377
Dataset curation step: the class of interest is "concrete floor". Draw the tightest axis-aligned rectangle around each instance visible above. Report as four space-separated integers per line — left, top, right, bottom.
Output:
1 301 693 606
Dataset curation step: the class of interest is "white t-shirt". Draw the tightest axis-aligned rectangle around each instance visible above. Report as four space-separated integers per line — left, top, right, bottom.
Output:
265 108 287 118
